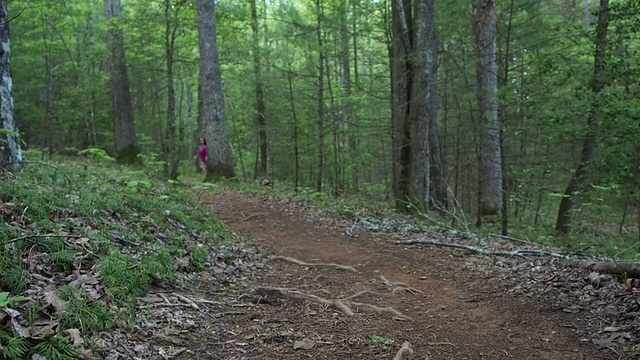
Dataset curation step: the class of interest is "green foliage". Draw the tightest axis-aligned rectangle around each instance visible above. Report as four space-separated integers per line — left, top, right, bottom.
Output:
0 292 33 307
99 250 151 305
0 153 232 356
0 331 29 360
31 335 81 360
0 265 29 294
60 298 115 333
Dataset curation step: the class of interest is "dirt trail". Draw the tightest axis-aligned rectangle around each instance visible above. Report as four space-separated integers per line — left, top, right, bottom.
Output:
194 189 604 360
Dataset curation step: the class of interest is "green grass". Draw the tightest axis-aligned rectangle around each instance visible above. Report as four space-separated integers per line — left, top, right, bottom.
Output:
0 149 234 359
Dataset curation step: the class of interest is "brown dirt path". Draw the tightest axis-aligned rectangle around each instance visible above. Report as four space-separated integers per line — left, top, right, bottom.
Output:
198 189 603 359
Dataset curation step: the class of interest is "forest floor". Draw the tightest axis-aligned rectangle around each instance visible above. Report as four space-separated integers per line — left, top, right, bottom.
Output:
126 188 639 360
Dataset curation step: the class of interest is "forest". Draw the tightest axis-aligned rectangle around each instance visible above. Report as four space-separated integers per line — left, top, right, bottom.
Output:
3 0 640 255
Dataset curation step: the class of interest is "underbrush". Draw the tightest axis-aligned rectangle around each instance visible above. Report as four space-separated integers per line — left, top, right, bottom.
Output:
0 151 231 359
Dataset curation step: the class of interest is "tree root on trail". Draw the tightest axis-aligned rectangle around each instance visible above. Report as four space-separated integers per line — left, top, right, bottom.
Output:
254 286 412 321
393 341 415 360
269 255 357 272
392 239 567 258
379 275 422 296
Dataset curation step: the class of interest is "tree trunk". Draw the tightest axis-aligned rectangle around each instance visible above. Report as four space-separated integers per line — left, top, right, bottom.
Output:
555 0 610 234
0 0 21 168
104 0 139 163
315 0 325 193
250 0 268 178
390 0 412 208
473 0 502 222
287 65 300 192
390 0 436 211
163 0 179 179
196 0 235 180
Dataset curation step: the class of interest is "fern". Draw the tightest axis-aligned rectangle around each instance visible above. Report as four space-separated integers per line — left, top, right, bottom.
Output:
0 331 29 360
31 336 80 360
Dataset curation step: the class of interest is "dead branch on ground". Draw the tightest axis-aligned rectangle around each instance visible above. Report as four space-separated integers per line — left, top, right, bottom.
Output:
393 341 415 360
392 239 567 258
580 260 640 279
269 255 357 272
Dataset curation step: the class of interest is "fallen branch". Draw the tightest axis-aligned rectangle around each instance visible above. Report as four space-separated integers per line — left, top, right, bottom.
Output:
582 260 640 279
392 239 567 259
393 341 415 360
270 256 357 272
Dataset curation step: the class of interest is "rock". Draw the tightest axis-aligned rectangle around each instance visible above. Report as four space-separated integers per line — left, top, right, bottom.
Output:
293 338 315 350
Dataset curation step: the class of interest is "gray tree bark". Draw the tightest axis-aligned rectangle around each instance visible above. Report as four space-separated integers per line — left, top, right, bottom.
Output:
473 0 503 221
197 0 235 180
104 0 139 163
391 0 437 211
0 0 21 168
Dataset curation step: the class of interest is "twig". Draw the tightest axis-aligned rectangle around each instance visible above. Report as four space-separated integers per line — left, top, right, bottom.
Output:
392 238 568 259
6 233 82 245
270 255 357 272
0 161 72 185
0 8 25 26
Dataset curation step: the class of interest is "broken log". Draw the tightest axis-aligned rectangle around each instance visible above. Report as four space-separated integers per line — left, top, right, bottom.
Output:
583 260 640 279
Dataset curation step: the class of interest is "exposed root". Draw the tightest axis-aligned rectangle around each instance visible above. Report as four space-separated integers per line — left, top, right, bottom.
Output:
380 275 423 296
173 293 200 310
342 290 382 301
254 286 411 321
393 341 415 360
348 300 412 321
270 255 357 272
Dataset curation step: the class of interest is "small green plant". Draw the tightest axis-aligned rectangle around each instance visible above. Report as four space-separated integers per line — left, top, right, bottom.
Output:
78 148 115 162
369 334 394 345
31 335 81 360
0 292 33 307
189 244 209 271
60 298 115 333
0 266 29 293
49 250 76 273
0 330 29 359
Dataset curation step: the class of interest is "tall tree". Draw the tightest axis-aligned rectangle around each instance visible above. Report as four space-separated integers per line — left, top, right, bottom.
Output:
0 0 21 168
556 0 610 234
250 0 268 179
104 0 139 162
391 0 437 210
197 0 235 180
473 0 502 224
315 0 325 192
162 0 183 179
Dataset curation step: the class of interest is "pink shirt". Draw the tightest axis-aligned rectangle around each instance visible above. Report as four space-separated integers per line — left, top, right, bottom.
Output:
197 145 208 162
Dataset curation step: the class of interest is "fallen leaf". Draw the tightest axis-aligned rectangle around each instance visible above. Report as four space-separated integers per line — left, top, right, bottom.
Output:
43 288 68 313
602 326 620 333
2 308 30 338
